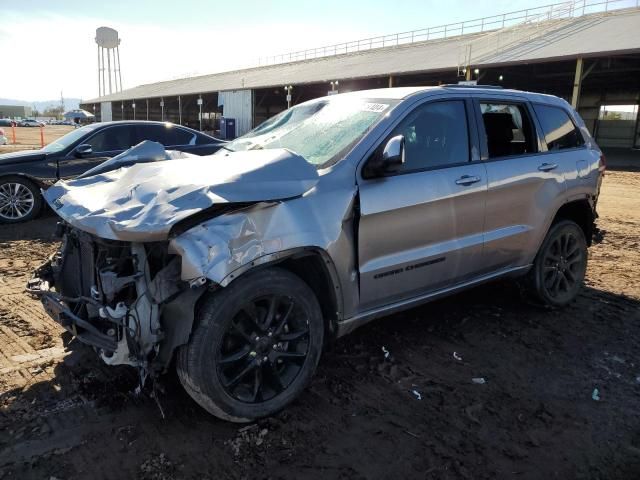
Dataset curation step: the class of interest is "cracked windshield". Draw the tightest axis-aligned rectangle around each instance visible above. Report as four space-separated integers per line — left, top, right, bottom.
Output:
220 97 397 167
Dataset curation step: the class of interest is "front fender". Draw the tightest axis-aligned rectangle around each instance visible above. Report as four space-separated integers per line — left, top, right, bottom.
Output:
168 201 339 286
168 188 358 318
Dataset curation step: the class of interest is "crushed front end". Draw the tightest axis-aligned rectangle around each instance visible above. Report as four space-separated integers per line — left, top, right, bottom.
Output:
27 223 204 379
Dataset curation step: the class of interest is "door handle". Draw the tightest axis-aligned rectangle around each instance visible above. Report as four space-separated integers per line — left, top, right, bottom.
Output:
455 175 481 186
538 162 558 172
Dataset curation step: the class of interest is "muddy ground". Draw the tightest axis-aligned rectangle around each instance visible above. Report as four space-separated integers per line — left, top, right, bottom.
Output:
0 170 639 480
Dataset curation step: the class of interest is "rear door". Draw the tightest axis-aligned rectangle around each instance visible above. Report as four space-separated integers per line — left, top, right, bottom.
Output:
57 125 135 179
357 98 487 310
531 103 596 202
474 96 570 272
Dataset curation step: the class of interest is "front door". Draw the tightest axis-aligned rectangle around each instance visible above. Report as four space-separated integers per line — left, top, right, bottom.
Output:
57 125 135 178
357 99 487 310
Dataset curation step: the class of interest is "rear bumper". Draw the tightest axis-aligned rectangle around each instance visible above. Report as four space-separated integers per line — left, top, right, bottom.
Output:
27 264 117 351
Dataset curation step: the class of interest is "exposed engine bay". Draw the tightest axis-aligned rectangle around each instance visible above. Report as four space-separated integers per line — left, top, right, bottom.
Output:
28 224 205 381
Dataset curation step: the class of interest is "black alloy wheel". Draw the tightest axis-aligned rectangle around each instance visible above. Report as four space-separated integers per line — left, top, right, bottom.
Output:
217 294 310 403
177 267 324 422
529 220 588 307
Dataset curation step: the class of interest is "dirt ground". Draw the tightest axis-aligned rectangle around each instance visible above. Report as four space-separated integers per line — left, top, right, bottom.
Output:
0 125 74 153
0 170 639 480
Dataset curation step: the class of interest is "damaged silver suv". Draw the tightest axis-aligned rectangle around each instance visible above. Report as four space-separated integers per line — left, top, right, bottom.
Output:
29 86 604 422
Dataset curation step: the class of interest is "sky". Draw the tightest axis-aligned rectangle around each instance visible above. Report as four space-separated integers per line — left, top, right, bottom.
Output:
0 0 557 102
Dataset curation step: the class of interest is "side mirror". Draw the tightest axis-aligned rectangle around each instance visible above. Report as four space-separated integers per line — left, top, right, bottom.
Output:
381 135 405 172
74 144 93 157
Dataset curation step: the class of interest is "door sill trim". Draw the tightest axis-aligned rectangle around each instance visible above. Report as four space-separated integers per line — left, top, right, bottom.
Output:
337 265 531 337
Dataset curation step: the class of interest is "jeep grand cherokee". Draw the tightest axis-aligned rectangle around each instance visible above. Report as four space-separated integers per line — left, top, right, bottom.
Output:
29 86 604 422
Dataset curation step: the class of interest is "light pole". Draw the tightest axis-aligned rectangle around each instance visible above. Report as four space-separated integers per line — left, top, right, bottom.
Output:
132 102 136 120
121 102 124 120
284 85 293 109
160 99 165 121
197 96 203 131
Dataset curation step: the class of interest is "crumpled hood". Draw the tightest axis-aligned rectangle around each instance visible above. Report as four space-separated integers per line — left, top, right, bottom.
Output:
44 144 319 242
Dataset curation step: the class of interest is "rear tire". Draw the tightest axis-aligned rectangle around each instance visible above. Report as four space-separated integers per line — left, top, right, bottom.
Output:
525 220 588 307
177 267 324 422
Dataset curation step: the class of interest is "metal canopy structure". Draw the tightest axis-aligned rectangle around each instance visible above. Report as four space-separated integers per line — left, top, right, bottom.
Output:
83 0 640 143
86 3 640 104
63 109 95 120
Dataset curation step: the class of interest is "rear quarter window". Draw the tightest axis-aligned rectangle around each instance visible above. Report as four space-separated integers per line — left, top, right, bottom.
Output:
195 133 217 145
533 104 585 150
136 125 196 146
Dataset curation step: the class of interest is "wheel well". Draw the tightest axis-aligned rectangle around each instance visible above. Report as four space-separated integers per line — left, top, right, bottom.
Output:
0 174 45 190
278 252 340 337
552 199 595 246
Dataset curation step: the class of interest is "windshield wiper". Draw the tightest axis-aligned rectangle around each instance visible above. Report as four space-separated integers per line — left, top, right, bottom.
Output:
220 145 235 152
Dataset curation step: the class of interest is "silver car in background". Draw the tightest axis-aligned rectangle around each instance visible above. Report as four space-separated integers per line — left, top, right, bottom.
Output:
29 86 604 422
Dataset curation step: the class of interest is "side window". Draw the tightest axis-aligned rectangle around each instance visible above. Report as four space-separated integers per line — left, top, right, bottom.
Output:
195 133 215 145
136 125 196 146
389 100 470 173
136 125 171 145
173 128 197 146
86 126 134 152
533 104 585 150
480 102 536 158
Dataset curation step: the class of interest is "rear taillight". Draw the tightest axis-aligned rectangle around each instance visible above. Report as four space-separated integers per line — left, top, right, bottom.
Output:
598 153 606 173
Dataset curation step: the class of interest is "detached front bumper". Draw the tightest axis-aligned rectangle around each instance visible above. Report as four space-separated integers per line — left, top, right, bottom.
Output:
27 262 118 352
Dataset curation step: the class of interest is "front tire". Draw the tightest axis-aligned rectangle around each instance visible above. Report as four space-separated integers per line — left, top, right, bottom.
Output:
177 267 324 422
526 220 588 307
0 176 42 224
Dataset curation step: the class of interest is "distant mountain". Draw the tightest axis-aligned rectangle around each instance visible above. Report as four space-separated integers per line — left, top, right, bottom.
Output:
0 98 82 112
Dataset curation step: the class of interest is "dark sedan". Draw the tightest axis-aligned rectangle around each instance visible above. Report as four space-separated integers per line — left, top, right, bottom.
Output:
0 121 225 223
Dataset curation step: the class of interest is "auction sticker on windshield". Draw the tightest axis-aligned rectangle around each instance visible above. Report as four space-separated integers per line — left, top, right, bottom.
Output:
361 103 389 113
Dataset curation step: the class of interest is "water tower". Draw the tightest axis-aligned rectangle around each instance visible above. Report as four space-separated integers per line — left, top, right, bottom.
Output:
95 27 123 96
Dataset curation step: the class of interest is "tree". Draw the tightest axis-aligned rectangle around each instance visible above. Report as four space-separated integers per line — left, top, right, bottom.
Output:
43 106 64 119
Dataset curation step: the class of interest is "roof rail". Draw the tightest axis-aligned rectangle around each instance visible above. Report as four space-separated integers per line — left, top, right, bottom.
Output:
442 84 504 89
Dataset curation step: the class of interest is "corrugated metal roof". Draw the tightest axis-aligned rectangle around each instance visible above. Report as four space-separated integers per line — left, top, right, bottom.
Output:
87 8 640 103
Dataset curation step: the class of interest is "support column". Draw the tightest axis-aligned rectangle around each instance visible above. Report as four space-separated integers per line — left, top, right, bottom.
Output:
465 67 472 81
97 45 101 97
571 57 584 109
107 49 112 94
178 96 182 125
388 75 394 88
116 45 123 92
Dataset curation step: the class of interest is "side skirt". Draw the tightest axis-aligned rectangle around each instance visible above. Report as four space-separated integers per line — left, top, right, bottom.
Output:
336 265 531 337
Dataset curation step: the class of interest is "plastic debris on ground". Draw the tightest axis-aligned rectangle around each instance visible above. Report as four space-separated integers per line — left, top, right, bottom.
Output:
411 390 422 400
453 352 462 361
592 388 601 401
471 377 486 385
382 346 390 359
